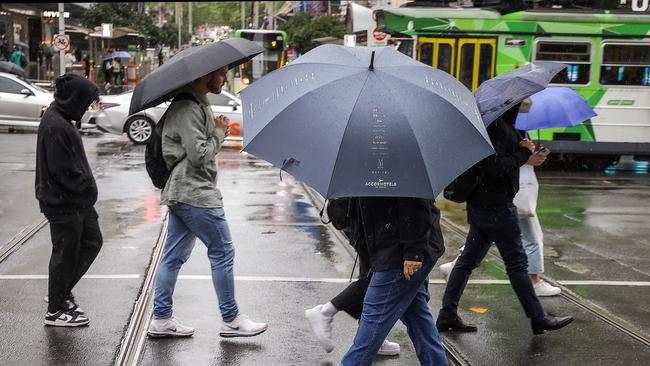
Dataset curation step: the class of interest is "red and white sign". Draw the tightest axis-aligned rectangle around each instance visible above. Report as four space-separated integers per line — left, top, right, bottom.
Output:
52 34 70 52
367 27 389 47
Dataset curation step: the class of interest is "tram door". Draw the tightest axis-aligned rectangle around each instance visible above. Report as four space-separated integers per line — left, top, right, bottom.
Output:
418 37 496 92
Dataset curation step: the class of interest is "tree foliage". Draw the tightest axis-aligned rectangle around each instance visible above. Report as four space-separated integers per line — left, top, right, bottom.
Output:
278 14 345 55
82 2 191 48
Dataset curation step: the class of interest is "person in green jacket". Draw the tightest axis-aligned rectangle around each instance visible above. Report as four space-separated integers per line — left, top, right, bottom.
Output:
11 46 26 68
147 66 268 339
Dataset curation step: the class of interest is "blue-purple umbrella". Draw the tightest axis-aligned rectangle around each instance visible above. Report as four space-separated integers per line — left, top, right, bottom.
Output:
515 87 597 130
103 51 132 60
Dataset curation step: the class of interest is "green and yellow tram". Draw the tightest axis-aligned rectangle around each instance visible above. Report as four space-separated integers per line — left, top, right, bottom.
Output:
376 6 650 156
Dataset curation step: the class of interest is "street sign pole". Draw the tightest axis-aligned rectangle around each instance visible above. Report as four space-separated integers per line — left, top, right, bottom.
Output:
58 3 65 76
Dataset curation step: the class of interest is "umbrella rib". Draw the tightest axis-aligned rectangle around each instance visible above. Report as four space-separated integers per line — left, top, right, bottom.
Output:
325 71 372 198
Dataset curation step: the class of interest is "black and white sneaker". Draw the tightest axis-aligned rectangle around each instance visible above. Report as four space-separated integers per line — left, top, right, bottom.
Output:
44 309 90 327
44 295 85 315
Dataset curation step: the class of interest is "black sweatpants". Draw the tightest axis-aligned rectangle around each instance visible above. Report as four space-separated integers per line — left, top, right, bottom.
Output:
330 239 371 320
46 208 103 313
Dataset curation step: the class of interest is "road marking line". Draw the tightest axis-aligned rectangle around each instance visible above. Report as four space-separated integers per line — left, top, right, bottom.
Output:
0 274 141 279
558 280 650 287
1 275 649 287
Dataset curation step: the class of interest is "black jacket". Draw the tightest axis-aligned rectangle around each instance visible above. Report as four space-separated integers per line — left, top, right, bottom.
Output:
346 197 444 272
469 107 532 207
35 74 99 215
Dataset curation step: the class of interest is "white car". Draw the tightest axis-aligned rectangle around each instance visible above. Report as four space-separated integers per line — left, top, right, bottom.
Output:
0 71 53 127
85 89 244 144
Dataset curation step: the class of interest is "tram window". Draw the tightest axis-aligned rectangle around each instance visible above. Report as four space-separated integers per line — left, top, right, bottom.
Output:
477 44 494 87
437 44 453 74
419 43 433 67
535 41 591 85
458 43 475 89
600 44 650 86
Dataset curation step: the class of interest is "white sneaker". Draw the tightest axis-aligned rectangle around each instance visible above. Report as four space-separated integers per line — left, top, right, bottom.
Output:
534 280 562 297
305 304 334 353
219 314 267 338
147 317 194 338
377 339 401 356
44 309 89 327
439 261 455 282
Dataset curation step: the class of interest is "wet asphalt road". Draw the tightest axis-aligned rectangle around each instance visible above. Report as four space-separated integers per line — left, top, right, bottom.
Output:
0 130 649 365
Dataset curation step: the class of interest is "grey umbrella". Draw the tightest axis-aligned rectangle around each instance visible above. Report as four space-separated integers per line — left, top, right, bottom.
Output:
129 38 263 115
0 61 25 77
475 61 567 126
241 45 494 199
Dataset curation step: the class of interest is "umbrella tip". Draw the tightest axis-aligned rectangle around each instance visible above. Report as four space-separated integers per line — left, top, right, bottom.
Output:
369 51 375 71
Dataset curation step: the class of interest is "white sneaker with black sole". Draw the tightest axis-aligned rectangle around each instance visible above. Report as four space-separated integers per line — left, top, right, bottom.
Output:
44 309 89 327
219 314 268 338
377 339 401 356
147 317 194 338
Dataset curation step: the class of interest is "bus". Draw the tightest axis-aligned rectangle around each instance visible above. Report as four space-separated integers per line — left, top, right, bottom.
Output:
232 29 288 92
376 5 650 158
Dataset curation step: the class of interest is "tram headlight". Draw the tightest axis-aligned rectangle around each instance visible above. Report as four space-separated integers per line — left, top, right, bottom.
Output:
242 76 251 85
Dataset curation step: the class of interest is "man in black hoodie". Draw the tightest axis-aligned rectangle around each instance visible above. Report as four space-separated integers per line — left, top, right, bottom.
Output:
35 74 102 327
436 102 574 335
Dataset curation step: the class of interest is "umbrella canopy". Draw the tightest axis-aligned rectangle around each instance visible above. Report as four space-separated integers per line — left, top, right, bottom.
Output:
241 45 494 199
515 87 597 131
129 38 263 115
475 61 567 126
0 61 25 77
103 51 131 60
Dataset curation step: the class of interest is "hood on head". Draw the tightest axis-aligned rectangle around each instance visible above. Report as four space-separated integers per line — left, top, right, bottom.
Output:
53 74 99 121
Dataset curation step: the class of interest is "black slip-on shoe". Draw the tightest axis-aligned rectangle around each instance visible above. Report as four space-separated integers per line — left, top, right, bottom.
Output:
436 315 478 332
532 314 574 335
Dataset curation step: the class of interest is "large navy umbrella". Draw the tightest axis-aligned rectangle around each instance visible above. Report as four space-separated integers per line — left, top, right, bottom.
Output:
241 45 494 199
0 61 25 77
475 61 567 126
129 38 262 115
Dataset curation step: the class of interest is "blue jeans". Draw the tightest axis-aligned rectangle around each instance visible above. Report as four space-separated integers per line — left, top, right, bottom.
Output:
341 261 448 366
153 203 239 322
440 204 544 322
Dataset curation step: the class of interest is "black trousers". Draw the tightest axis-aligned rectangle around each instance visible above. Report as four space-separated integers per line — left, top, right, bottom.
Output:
331 239 371 320
46 208 103 313
439 204 545 322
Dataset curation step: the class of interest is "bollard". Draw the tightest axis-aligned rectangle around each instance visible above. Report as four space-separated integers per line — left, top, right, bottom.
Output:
126 63 138 85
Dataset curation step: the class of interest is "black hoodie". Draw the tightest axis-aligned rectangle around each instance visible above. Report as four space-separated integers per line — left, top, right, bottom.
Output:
469 105 533 207
35 74 99 215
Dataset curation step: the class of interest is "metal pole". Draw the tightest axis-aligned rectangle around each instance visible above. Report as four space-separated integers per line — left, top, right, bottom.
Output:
267 1 274 30
253 1 259 29
176 2 181 50
241 2 245 29
188 1 192 44
58 3 65 76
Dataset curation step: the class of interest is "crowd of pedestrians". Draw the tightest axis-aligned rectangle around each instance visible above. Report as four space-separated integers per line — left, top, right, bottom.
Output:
34 52 573 366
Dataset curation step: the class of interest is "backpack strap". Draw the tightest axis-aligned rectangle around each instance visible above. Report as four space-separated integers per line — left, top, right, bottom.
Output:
172 93 207 125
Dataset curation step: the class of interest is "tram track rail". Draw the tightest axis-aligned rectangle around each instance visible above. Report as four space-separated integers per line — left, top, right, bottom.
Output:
0 219 48 264
440 215 650 348
114 216 168 366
